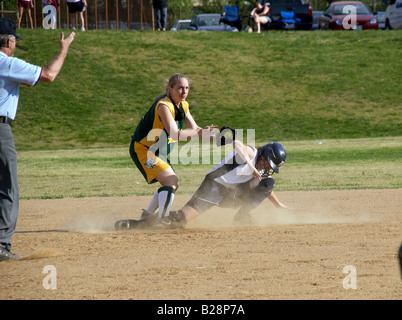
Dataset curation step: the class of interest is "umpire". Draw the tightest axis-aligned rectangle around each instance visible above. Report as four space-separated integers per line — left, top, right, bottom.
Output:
0 19 75 261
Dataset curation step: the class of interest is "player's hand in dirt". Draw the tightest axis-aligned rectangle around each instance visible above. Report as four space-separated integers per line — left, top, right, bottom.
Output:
276 202 290 210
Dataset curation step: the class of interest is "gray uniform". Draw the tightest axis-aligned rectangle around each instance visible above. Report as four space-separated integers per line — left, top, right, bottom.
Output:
186 149 275 215
0 50 42 250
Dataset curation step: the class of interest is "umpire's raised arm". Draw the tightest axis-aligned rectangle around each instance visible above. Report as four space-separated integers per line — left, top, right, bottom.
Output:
39 32 75 83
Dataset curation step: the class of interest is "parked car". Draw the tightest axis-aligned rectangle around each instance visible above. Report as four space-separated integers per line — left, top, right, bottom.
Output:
385 0 402 29
318 1 378 30
376 11 386 29
170 19 191 31
267 0 313 30
312 10 323 30
190 14 238 31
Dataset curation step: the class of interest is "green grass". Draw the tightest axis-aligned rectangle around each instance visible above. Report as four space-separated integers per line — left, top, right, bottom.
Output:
10 29 402 198
13 29 402 150
17 137 402 199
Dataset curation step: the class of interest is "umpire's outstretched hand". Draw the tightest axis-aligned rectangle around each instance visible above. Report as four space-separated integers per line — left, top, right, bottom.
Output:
59 32 75 51
40 32 75 83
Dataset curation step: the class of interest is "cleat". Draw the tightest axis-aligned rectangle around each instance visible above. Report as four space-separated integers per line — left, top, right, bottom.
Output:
115 211 185 231
115 209 159 231
160 211 186 229
140 209 152 219
114 214 159 231
114 219 140 230
159 218 184 229
0 247 20 261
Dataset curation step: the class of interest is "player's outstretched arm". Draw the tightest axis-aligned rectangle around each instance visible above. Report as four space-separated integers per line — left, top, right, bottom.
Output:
159 105 218 141
268 191 290 210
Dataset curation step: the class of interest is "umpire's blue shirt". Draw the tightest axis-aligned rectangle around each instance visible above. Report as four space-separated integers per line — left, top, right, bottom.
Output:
0 51 42 120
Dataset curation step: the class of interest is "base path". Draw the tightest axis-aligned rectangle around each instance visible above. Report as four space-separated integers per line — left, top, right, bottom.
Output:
1 189 401 300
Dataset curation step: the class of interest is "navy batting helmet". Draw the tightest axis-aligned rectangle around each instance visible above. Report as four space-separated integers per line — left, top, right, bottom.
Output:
258 142 287 173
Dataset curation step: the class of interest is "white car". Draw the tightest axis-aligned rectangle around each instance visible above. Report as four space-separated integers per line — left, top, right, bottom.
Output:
170 20 191 31
385 0 402 29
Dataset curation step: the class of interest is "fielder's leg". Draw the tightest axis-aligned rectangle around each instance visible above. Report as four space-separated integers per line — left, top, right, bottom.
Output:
146 190 159 215
115 186 177 230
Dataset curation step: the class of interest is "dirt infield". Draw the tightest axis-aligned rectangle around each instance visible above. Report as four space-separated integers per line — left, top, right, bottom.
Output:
1 189 401 300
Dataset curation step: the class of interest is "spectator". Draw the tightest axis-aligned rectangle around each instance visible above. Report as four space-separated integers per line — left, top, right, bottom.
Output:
17 0 34 29
151 0 167 31
66 0 87 31
0 19 75 261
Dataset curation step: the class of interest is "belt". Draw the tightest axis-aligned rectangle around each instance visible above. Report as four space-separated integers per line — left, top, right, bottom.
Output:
0 116 12 125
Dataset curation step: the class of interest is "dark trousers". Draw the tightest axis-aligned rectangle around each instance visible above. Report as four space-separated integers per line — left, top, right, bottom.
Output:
0 123 19 249
154 7 167 30
186 177 275 215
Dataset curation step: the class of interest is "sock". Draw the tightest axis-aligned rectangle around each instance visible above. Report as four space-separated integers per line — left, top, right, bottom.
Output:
146 190 159 214
157 186 175 218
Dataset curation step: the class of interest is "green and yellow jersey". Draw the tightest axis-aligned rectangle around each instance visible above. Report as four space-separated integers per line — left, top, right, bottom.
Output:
130 96 189 184
132 96 189 154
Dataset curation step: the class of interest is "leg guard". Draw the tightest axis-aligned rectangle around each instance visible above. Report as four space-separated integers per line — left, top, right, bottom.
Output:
157 186 175 218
